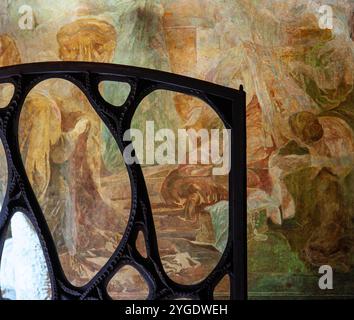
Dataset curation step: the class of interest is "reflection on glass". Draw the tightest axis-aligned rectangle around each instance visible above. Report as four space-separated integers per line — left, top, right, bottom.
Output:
0 139 7 207
136 231 147 258
0 83 14 108
99 81 131 107
213 274 230 300
132 90 229 285
107 265 149 300
19 79 131 287
0 212 52 300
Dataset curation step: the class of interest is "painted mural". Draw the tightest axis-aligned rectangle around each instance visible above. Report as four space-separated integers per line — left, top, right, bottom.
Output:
0 0 353 299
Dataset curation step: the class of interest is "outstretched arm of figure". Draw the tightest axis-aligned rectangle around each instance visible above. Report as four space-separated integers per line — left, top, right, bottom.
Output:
269 153 311 173
50 118 91 164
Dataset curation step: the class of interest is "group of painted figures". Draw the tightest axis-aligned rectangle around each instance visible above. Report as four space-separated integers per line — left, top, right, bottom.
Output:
0 10 353 285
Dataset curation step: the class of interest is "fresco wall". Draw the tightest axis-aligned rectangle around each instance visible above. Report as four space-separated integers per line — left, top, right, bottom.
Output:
0 0 354 299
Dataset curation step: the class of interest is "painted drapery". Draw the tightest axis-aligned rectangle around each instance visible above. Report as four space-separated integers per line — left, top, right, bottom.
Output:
0 0 354 299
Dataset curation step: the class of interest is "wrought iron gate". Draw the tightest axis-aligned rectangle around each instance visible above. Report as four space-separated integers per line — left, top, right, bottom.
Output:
0 62 246 300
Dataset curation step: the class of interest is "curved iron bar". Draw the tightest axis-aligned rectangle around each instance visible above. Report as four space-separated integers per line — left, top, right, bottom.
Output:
0 62 246 300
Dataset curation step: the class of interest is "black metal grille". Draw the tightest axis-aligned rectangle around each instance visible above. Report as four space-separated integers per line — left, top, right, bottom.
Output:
0 62 246 300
